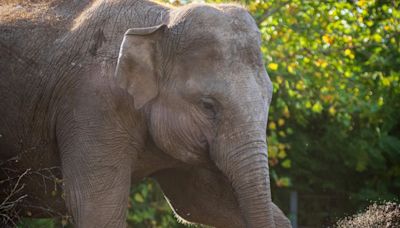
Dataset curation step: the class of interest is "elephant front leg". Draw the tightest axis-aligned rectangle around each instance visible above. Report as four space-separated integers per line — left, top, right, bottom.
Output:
59 135 132 228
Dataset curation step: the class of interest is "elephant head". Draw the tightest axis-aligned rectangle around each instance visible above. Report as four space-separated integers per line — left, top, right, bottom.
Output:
116 4 276 228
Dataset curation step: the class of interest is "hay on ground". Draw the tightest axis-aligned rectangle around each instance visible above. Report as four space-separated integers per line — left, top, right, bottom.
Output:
337 202 400 228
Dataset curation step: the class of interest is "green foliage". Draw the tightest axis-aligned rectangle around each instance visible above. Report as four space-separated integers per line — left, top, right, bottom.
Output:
127 179 187 228
255 0 400 198
18 218 56 228
17 218 72 228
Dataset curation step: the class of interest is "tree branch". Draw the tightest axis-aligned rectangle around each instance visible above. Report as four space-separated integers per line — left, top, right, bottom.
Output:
257 0 292 25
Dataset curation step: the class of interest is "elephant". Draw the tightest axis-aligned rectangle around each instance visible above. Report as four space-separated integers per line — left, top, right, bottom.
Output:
0 0 291 227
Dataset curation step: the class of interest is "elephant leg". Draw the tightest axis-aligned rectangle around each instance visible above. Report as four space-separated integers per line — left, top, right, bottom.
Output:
152 167 291 228
58 128 132 228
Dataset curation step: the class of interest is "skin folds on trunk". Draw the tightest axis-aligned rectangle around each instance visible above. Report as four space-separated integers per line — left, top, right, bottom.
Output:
213 123 276 228
209 66 276 227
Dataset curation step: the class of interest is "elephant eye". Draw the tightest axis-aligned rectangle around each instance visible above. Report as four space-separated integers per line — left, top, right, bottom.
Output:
199 97 218 118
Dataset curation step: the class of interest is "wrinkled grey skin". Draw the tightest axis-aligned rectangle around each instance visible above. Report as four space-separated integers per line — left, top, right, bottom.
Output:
0 0 291 227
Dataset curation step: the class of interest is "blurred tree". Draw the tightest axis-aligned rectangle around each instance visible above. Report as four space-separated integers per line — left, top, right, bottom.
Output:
127 179 187 228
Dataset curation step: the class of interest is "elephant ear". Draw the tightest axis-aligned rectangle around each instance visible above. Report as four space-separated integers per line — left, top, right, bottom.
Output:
115 24 167 109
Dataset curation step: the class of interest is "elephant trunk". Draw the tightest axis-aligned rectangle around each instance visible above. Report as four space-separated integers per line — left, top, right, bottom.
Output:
213 125 275 228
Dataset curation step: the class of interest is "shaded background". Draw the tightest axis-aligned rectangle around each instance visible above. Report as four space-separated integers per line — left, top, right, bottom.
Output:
14 0 400 227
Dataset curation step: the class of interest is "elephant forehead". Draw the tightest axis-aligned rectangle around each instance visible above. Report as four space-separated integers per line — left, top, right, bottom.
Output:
170 3 258 31
169 3 260 54
176 30 262 69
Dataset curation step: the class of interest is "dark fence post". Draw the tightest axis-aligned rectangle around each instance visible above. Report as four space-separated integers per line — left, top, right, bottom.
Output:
290 191 298 228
